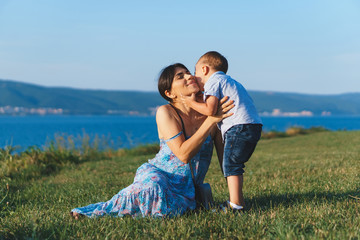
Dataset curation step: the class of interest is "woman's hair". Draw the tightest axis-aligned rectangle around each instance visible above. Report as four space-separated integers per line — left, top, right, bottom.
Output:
158 63 189 102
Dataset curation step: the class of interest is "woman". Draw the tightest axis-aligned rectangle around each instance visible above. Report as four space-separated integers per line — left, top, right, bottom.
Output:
70 63 233 219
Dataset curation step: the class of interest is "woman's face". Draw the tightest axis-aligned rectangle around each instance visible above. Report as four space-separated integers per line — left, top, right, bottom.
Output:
170 67 199 98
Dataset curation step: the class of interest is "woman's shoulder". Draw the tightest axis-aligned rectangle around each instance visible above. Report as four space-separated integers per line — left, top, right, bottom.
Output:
156 104 178 126
156 104 183 140
156 104 173 120
156 104 171 112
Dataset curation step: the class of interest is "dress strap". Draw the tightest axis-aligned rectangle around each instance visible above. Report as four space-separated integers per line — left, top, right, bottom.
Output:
164 131 183 143
168 104 187 137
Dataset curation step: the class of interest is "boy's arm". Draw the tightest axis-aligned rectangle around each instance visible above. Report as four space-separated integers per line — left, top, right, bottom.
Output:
183 94 218 116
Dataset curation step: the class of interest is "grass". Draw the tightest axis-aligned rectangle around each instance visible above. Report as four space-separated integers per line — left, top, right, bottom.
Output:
0 130 359 239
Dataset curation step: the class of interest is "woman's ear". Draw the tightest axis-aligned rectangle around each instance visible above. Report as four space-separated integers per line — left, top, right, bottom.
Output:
165 90 176 100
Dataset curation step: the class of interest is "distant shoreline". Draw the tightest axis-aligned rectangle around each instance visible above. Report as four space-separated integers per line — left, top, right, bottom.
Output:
2 79 360 116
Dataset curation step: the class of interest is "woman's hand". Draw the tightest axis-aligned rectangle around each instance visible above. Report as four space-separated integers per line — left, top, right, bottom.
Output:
156 96 233 164
208 96 234 123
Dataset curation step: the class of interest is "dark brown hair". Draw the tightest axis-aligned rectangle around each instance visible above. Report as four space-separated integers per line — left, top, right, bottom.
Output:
158 63 189 102
198 51 228 73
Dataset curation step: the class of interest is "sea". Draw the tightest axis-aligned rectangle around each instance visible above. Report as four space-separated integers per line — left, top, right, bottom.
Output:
1 115 360 152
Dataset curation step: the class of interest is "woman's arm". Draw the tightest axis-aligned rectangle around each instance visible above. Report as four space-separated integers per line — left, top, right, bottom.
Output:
157 96 234 164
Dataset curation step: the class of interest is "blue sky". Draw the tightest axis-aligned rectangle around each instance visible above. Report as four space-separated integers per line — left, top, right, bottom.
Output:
0 0 359 94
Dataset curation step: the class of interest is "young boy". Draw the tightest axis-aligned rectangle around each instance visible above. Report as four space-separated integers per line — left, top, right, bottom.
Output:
183 51 262 211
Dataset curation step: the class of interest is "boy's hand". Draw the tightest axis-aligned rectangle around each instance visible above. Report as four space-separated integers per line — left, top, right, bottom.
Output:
181 93 196 107
195 91 205 103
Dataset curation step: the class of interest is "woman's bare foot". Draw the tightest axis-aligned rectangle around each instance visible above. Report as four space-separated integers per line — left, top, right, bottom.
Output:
70 211 81 220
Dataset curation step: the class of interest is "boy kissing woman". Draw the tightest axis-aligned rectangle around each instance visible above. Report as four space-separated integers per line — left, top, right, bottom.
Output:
183 51 262 211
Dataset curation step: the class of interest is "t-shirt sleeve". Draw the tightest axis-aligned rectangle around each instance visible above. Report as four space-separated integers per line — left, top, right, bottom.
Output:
204 78 221 100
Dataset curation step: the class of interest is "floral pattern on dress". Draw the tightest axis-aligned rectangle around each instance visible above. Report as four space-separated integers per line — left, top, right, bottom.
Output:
71 132 213 218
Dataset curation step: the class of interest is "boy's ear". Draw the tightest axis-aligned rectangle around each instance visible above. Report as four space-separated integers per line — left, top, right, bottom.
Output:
165 90 176 100
202 65 210 75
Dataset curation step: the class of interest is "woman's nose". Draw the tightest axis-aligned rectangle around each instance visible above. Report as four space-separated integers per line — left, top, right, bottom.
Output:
185 73 194 80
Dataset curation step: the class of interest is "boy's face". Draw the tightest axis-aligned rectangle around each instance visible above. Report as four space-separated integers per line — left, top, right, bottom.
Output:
194 62 205 90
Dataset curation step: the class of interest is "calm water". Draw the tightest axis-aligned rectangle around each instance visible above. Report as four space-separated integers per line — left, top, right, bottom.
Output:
1 115 359 151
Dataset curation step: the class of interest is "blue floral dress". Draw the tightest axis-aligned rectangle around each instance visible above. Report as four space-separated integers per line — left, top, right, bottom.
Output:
71 132 213 218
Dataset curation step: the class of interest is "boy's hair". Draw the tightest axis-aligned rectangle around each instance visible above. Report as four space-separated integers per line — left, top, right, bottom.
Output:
198 51 228 74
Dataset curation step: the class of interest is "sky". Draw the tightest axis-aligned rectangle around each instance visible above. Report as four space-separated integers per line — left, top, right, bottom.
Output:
0 0 359 94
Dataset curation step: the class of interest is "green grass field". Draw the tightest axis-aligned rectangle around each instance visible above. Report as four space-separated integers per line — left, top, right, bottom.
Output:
1 131 359 239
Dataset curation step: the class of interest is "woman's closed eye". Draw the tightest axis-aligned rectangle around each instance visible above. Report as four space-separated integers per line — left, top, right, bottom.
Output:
175 71 191 80
175 73 184 80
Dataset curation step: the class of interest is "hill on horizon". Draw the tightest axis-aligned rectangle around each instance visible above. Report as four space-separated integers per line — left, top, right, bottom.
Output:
1 79 360 116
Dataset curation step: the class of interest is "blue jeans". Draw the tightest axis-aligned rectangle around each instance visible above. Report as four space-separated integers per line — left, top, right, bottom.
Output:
223 124 262 177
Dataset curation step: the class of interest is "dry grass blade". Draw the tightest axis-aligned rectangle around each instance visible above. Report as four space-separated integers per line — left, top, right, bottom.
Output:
349 195 360 200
